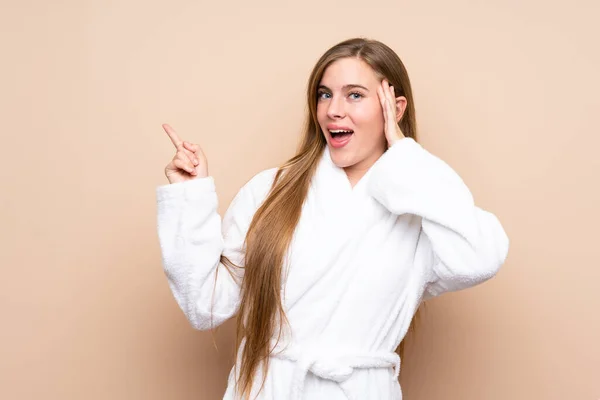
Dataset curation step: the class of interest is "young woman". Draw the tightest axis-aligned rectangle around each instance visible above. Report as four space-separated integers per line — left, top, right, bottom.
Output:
156 38 509 400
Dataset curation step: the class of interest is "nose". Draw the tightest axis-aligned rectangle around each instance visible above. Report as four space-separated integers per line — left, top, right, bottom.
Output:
326 95 345 120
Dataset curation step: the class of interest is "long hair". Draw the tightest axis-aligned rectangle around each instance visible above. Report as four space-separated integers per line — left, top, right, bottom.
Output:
222 37 421 399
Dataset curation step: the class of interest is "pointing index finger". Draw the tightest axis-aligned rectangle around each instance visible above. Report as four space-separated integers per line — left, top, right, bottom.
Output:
162 123 183 148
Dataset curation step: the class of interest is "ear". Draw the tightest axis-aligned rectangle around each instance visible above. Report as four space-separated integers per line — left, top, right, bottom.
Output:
395 96 407 123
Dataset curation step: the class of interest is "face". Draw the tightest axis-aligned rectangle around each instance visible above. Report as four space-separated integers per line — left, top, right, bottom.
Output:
316 57 387 178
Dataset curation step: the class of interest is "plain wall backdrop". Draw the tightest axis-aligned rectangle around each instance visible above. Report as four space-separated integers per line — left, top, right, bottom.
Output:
1 0 599 399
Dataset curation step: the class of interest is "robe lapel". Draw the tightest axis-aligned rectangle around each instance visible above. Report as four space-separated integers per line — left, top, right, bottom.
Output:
282 146 382 310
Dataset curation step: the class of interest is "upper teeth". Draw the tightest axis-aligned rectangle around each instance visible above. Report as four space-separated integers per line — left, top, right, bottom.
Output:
330 130 353 133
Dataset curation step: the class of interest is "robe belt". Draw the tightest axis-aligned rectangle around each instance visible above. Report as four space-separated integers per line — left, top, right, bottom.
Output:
270 342 400 400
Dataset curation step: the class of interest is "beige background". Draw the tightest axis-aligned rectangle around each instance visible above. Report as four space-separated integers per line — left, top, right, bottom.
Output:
1 0 599 399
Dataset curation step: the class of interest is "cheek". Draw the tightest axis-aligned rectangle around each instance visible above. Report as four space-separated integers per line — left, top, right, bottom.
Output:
352 101 384 137
316 103 328 126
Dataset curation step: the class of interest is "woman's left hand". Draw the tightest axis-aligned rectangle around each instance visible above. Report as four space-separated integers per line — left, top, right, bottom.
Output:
377 80 406 147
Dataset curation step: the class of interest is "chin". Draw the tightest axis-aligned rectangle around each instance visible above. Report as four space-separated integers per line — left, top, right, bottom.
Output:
329 149 358 169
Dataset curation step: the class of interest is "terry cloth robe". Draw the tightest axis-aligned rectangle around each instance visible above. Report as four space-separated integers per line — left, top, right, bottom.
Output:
156 137 510 400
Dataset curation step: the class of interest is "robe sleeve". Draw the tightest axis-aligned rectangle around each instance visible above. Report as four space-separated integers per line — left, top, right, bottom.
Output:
156 171 272 330
367 137 509 299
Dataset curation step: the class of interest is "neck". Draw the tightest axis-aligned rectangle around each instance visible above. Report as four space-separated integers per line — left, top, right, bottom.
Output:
343 147 386 187
344 164 370 188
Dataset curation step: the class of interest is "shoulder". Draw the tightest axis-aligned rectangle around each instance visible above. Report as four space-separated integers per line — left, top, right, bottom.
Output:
245 167 279 190
231 167 279 209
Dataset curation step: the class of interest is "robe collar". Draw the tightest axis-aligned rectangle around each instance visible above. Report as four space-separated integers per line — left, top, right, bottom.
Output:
319 145 375 197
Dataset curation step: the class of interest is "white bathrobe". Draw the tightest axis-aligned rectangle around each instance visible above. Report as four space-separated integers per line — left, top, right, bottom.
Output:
156 137 509 400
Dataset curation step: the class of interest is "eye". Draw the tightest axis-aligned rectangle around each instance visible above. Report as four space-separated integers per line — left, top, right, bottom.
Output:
317 91 331 100
349 91 363 100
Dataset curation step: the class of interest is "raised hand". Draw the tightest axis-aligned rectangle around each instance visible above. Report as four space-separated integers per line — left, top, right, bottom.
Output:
162 123 208 184
377 80 406 147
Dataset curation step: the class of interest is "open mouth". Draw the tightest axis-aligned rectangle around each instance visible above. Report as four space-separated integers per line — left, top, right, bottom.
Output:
329 129 354 139
328 129 354 148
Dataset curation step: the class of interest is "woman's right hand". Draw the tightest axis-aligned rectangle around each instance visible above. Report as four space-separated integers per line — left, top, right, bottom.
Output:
162 123 209 184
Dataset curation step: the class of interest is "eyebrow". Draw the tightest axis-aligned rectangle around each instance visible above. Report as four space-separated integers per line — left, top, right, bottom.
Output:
318 84 370 92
